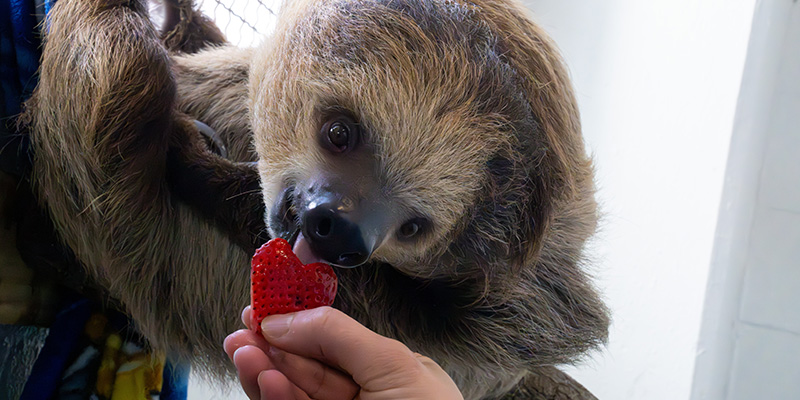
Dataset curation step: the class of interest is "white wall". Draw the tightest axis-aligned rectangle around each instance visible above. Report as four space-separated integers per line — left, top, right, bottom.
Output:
693 1 800 399
520 1 757 399
188 376 248 400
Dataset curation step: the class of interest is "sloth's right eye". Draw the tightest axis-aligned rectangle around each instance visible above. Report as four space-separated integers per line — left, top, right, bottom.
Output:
328 122 349 148
320 115 359 153
398 218 430 240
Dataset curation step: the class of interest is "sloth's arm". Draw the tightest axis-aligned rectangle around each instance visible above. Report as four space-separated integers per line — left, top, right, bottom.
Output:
172 46 256 163
166 125 268 253
29 0 262 253
155 0 264 241
160 0 227 54
25 0 253 368
501 367 597 400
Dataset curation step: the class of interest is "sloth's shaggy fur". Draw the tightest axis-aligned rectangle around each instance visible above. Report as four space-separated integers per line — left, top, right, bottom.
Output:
24 0 609 398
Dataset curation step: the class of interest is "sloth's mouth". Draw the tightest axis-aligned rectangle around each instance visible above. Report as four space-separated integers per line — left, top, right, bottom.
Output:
269 183 384 268
269 185 328 265
273 185 299 243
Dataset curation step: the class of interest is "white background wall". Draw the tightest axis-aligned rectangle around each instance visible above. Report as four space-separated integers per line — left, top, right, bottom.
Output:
692 1 800 399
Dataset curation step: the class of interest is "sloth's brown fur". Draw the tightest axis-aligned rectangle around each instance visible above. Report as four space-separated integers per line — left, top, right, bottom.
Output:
25 0 253 371
24 0 609 398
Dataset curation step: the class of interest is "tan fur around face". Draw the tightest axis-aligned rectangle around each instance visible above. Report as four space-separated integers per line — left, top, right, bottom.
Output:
252 1 520 267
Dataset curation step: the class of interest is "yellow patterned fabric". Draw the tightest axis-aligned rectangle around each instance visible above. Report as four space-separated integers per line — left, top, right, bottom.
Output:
15 296 189 399
108 347 165 400
96 334 122 398
47 312 168 400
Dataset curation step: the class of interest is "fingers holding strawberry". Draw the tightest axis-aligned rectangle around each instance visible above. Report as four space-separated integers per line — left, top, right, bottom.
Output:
225 307 463 400
225 238 350 399
226 238 461 399
225 306 359 400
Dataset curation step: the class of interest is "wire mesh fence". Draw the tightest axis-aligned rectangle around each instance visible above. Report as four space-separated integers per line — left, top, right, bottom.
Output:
196 0 281 47
149 0 281 48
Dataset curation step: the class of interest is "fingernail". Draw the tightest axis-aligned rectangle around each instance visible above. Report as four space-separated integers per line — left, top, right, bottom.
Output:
261 313 293 339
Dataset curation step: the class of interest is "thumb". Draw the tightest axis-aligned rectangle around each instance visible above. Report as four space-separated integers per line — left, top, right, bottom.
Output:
260 307 422 387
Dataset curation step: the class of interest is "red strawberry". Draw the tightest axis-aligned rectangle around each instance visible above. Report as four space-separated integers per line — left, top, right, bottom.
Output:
250 238 337 334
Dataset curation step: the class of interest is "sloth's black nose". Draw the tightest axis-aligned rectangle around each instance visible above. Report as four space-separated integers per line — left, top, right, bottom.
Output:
302 204 370 267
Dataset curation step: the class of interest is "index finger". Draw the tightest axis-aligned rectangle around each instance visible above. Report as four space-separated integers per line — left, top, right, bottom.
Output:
259 307 422 386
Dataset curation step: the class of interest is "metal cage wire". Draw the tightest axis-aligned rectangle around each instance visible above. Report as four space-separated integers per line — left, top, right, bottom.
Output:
148 0 281 48
196 0 281 47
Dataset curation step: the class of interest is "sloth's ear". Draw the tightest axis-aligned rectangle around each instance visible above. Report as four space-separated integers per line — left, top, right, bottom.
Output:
166 118 269 254
483 7 593 266
457 152 554 271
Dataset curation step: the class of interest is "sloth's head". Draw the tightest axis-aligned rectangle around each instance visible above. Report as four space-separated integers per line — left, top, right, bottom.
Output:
250 0 588 280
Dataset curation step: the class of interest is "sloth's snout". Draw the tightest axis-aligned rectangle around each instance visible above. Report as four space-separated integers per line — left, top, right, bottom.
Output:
303 204 371 267
296 180 392 268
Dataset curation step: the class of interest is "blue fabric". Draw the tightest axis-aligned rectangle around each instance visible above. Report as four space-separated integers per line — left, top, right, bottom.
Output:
162 361 192 400
18 295 193 400
0 0 40 176
0 0 42 119
20 298 93 400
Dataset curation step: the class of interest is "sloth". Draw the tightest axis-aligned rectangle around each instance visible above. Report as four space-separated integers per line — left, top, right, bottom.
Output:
23 0 609 398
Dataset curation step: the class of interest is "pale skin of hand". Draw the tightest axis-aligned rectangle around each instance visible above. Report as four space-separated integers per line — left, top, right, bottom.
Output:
223 306 464 400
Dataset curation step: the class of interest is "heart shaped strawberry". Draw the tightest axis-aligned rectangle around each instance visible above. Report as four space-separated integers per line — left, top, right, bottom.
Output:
250 238 338 334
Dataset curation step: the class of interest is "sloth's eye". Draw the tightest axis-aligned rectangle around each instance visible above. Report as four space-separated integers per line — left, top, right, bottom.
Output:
328 122 349 148
320 115 359 153
398 218 428 240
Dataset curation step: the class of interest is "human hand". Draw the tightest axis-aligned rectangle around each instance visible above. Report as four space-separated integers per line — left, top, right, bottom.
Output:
223 306 464 400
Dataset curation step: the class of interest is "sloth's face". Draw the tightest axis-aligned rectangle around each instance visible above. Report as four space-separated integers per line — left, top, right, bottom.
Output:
262 109 438 268
253 96 493 272
249 0 530 275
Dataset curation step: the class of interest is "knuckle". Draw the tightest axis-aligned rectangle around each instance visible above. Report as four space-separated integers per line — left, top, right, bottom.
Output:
310 306 336 328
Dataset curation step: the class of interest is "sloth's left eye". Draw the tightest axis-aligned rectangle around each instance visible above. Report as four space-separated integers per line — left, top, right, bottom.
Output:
320 115 359 153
